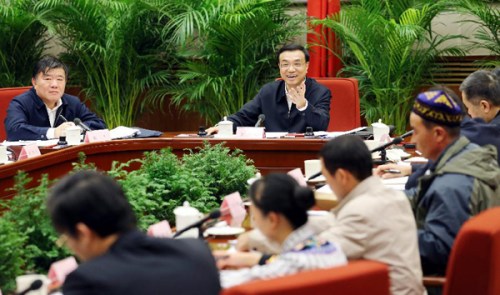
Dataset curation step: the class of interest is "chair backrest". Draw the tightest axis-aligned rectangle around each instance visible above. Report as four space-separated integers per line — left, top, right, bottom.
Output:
443 207 500 295
313 77 361 132
221 260 390 295
0 86 31 141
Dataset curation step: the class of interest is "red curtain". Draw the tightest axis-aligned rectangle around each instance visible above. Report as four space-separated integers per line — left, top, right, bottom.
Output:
307 0 342 78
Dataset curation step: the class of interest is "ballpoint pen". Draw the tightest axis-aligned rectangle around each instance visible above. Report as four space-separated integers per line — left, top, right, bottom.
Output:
383 169 401 174
59 114 69 122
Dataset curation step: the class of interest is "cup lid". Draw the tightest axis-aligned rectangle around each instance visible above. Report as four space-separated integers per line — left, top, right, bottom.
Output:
173 201 200 216
372 119 388 128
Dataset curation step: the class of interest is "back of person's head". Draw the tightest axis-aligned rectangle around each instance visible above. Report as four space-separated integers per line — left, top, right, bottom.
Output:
459 69 500 106
276 44 310 63
319 135 372 182
33 56 69 79
47 170 136 238
249 173 314 229
412 90 462 137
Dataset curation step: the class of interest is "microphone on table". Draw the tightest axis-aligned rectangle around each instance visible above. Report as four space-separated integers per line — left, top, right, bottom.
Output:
307 130 414 180
16 279 43 295
74 118 92 132
255 114 265 127
370 130 414 153
173 209 223 239
371 130 414 164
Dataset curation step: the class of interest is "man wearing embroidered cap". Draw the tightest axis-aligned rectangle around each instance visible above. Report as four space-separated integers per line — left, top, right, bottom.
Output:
406 90 500 276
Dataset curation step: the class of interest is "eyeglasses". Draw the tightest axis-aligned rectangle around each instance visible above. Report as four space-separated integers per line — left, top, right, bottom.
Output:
55 234 69 247
279 62 305 70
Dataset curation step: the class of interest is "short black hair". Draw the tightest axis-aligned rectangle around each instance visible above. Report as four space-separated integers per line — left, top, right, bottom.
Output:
459 69 500 106
276 44 310 63
249 173 315 229
319 135 372 181
32 56 69 79
47 170 136 238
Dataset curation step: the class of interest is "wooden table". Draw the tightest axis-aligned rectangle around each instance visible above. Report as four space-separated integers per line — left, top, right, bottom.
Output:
0 133 328 199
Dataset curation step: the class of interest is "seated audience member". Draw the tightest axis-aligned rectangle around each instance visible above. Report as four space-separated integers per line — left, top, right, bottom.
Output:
378 90 500 276
215 173 347 289
47 171 221 295
5 56 106 141
460 68 500 124
239 136 424 295
206 44 331 134
378 72 500 184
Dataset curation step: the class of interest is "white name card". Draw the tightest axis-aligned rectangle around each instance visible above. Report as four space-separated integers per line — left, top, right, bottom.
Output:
236 127 265 139
84 129 111 143
220 192 246 227
287 168 308 187
18 144 41 161
48 256 78 286
147 220 172 238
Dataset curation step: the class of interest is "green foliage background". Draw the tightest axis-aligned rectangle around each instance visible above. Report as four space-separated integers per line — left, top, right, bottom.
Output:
0 143 256 292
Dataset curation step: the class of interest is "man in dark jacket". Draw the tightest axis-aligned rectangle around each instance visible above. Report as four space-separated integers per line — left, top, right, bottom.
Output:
47 171 221 295
207 44 331 134
5 56 106 141
405 90 500 276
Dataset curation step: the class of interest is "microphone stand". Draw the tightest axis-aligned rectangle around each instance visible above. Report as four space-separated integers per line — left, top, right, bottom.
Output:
173 209 221 239
371 130 414 165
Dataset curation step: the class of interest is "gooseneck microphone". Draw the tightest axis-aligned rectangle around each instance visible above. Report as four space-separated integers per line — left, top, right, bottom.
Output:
370 130 414 153
255 114 266 127
307 130 415 180
74 118 92 132
16 279 43 295
173 209 222 239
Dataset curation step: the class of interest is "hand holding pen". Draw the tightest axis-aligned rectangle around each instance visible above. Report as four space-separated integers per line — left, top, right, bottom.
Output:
55 114 75 138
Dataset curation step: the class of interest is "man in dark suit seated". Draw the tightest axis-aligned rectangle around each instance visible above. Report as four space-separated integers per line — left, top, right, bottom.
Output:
47 170 221 295
5 56 106 141
207 44 331 134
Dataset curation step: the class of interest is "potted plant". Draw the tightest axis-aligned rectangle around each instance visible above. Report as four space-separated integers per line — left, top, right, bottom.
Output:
35 0 176 128
312 0 466 133
0 0 49 87
154 0 305 125
456 0 500 67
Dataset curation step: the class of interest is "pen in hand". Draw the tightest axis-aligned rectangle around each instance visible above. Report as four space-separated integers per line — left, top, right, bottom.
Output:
383 169 401 174
59 114 69 122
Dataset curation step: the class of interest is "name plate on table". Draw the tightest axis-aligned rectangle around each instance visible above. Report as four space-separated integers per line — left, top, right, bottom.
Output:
236 127 265 139
84 129 111 143
287 168 308 187
18 144 41 160
220 192 246 227
147 220 172 238
48 256 78 286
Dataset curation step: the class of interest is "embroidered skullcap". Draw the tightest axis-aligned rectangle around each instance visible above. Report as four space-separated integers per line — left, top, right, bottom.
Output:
412 90 463 126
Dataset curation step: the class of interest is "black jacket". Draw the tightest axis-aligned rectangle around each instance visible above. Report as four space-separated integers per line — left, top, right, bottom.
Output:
228 78 331 132
5 87 106 141
63 231 221 295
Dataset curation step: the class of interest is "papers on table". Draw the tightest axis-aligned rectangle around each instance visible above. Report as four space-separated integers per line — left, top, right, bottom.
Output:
109 126 140 139
382 176 409 191
2 139 59 147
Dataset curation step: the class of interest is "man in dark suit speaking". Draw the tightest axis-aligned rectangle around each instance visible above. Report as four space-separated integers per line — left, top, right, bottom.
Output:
207 44 331 134
47 171 221 295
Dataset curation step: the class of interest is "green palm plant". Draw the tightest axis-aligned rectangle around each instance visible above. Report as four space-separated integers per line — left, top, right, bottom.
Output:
154 0 304 125
0 0 49 87
35 0 175 128
312 0 465 133
455 0 500 67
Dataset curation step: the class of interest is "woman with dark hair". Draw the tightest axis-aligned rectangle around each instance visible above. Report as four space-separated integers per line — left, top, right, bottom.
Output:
215 173 346 288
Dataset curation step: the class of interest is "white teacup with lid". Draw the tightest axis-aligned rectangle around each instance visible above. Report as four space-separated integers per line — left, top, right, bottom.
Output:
174 201 203 238
218 116 233 137
372 119 390 143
